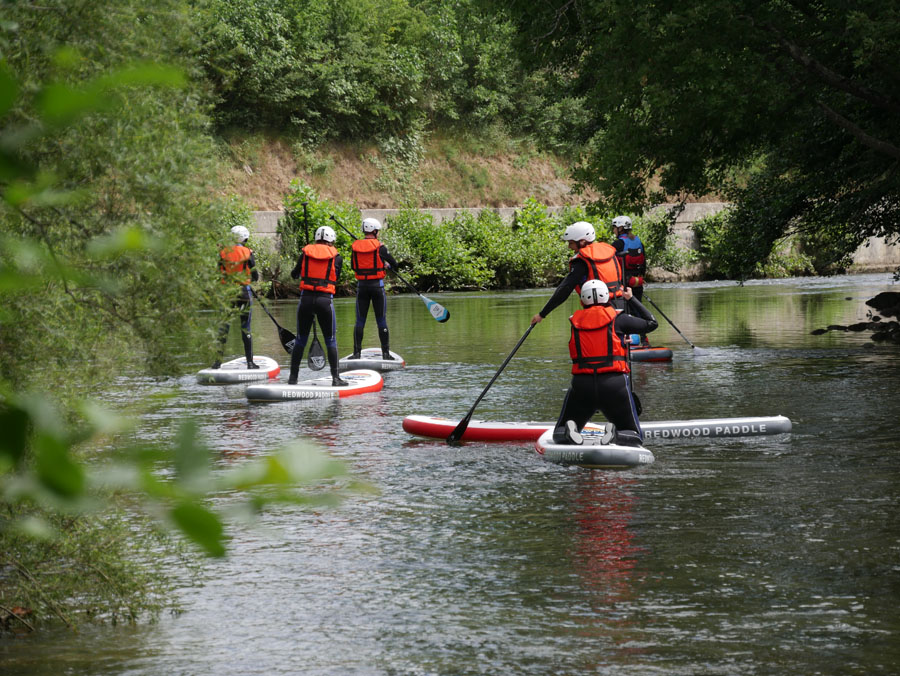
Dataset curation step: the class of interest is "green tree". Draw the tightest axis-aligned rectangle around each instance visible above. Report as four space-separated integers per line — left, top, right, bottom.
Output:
499 0 900 278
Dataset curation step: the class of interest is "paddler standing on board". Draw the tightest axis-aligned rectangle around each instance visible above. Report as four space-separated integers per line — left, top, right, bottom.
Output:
531 220 625 326
612 215 650 347
286 225 349 387
548 280 659 445
349 217 400 360
213 224 260 370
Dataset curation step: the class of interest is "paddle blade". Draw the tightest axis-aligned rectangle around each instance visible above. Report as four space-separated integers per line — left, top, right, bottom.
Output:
421 295 450 323
308 328 326 371
278 327 296 355
446 414 472 445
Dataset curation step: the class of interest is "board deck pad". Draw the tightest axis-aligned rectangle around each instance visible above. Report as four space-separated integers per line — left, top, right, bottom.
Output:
245 369 383 401
196 356 280 384
338 347 406 372
402 414 792 442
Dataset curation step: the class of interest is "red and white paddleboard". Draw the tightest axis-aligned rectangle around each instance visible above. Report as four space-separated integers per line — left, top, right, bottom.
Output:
196 356 280 384
245 369 383 401
402 414 792 442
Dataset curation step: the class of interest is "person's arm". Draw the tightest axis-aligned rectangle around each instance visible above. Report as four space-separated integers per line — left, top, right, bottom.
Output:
531 258 586 324
380 246 398 270
290 253 305 280
248 252 259 283
334 253 343 280
617 298 658 334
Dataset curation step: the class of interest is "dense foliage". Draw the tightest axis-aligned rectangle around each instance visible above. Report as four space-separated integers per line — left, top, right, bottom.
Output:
499 0 900 279
276 183 679 292
0 2 352 628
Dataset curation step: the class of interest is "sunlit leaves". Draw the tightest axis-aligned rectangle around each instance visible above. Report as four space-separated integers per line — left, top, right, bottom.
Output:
171 501 226 557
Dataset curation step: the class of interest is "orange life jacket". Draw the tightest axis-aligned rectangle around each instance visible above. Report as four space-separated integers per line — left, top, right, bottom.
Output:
569 305 630 375
219 245 252 285
573 242 623 298
299 243 338 294
351 238 385 280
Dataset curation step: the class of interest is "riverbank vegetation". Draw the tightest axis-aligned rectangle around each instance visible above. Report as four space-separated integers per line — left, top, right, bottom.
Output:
2 0 896 629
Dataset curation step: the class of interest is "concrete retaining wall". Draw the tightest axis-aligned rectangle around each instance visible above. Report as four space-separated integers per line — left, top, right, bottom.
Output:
252 202 899 274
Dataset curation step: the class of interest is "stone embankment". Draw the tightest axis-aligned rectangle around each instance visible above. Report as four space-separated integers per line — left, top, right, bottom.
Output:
252 203 900 278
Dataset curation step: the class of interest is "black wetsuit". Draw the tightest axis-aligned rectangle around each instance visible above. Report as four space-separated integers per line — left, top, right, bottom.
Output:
353 244 398 355
552 298 659 443
288 252 344 380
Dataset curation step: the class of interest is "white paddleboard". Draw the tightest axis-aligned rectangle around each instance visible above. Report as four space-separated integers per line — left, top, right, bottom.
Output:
535 428 655 469
338 347 406 372
196 356 280 384
245 369 383 401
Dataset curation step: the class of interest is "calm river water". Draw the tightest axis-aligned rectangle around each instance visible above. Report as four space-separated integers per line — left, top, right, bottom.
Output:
3 273 899 675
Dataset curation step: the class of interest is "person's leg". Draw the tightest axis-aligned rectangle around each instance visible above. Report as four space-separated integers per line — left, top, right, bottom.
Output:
238 299 258 368
288 296 314 383
316 295 347 386
352 285 371 358
551 375 597 443
371 286 393 359
594 372 642 439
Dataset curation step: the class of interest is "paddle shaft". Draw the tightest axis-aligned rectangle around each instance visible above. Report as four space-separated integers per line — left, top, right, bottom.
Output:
250 287 288 331
644 294 702 350
447 324 534 444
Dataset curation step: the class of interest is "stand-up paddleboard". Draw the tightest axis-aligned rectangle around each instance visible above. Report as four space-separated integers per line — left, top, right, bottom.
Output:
245 369 383 401
196 356 280 384
630 346 673 362
402 414 792 442
338 347 406 372
535 428 655 469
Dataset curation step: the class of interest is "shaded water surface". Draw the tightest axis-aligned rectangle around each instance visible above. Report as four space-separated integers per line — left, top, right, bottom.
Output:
3 274 899 675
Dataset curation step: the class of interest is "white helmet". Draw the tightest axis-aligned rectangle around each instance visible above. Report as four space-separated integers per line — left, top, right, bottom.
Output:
362 217 382 233
612 215 632 231
580 279 610 306
231 225 250 242
563 221 596 243
315 225 336 243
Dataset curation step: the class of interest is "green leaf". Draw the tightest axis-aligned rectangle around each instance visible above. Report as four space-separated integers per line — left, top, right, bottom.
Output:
35 433 84 498
0 66 19 117
37 82 110 127
171 501 226 557
0 404 29 467
174 420 211 493
96 63 186 90
86 226 162 257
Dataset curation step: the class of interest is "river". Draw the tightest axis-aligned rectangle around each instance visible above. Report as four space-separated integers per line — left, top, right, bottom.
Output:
2 273 899 675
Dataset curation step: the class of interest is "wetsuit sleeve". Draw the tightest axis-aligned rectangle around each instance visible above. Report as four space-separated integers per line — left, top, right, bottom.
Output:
613 238 625 253
617 298 659 334
334 254 343 280
380 246 398 270
248 252 259 283
290 253 304 280
537 258 587 318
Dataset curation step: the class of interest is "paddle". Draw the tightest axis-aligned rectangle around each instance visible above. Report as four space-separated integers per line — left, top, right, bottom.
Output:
329 214 450 323
249 288 296 354
303 202 326 370
644 294 706 354
390 269 450 323
446 324 534 445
